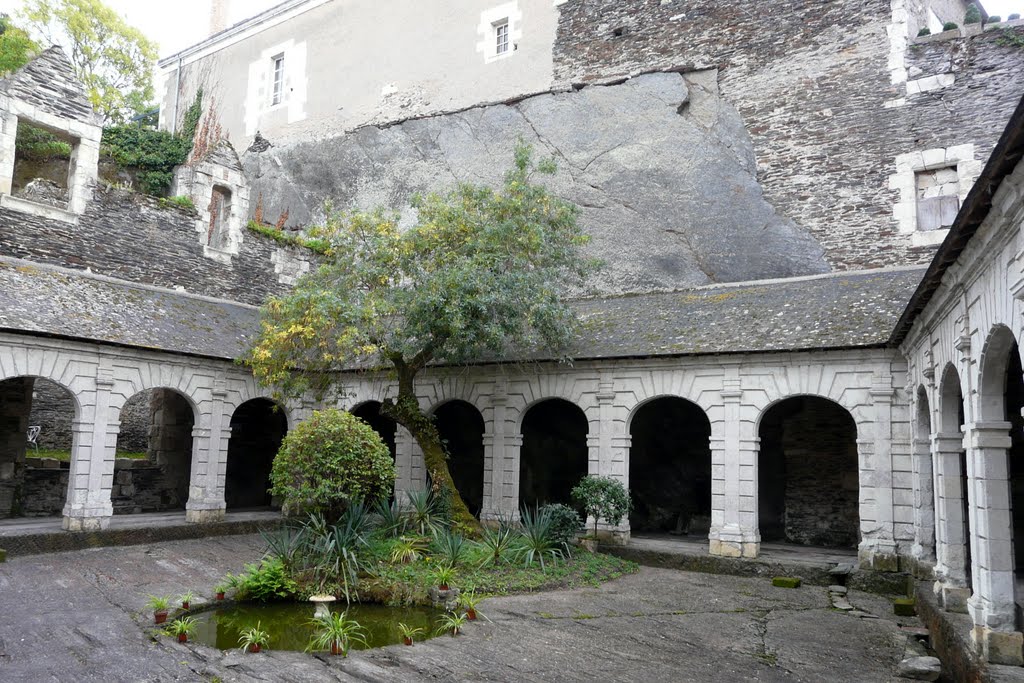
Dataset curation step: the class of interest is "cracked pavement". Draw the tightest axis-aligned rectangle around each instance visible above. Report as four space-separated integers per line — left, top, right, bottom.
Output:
0 534 913 682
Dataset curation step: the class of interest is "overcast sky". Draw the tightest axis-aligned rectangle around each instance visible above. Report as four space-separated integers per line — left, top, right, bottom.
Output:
0 0 1021 59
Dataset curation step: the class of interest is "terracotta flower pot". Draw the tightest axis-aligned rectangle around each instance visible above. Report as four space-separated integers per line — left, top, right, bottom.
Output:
438 584 449 591
154 610 168 625
330 642 342 656
216 592 225 601
403 637 413 646
466 609 477 621
450 627 460 637
181 601 190 610
247 644 261 653
177 633 187 643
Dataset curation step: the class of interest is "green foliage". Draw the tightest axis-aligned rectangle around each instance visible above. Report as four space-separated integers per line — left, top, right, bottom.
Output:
245 144 598 531
456 589 483 613
517 506 563 570
996 27 1024 47
20 0 158 123
430 563 457 588
1010 13 1021 21
306 611 367 655
943 21 959 31
15 122 71 160
100 125 190 196
917 27 931 36
964 3 981 24
389 535 429 564
246 220 329 254
540 503 583 551
431 529 467 566
372 497 407 537
436 610 468 636
177 590 195 606
988 15 1002 23
477 523 518 567
404 489 445 536
160 195 195 211
180 88 203 144
397 622 424 640
0 14 38 74
145 595 171 612
571 475 632 538
164 616 197 637
269 409 395 521
234 556 300 602
237 621 270 651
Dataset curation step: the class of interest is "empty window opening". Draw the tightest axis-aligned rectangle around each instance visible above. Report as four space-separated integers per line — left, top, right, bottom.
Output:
0 377 76 519
12 120 74 210
271 53 285 105
207 185 232 249
226 399 288 510
916 166 960 232
433 401 485 518
520 399 588 509
629 397 712 535
495 20 510 55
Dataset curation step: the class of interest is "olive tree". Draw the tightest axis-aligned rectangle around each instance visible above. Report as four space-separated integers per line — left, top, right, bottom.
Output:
245 144 597 532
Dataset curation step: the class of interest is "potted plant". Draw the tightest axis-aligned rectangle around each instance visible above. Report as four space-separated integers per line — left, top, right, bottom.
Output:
571 475 632 551
238 622 270 653
306 611 367 656
214 580 228 601
165 616 198 643
146 595 172 625
457 590 483 621
178 590 195 610
431 564 456 591
436 610 468 637
398 622 424 646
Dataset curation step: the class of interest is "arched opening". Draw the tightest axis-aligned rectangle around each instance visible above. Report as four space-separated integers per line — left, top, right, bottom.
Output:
916 386 936 559
628 397 712 534
113 388 195 514
0 376 76 518
758 396 859 548
519 398 588 509
433 400 485 517
226 399 288 509
938 363 971 592
351 401 397 461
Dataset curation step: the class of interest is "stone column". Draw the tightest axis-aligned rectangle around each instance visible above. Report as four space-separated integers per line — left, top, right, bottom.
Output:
911 433 936 569
481 382 508 522
963 421 1023 665
709 381 759 558
186 383 229 523
932 432 971 612
857 381 899 572
0 377 32 517
63 372 115 531
393 426 425 504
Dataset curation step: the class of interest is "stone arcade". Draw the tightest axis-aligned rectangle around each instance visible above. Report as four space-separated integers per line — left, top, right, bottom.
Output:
3 0 1024 672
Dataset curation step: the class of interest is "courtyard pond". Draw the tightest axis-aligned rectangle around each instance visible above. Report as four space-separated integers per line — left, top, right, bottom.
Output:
191 602 445 651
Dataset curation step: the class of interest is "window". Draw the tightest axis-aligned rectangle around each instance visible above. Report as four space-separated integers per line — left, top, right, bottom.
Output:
495 20 509 55
915 166 960 232
271 54 285 106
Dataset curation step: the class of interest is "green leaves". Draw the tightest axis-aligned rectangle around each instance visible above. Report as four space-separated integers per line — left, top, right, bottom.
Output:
571 476 632 537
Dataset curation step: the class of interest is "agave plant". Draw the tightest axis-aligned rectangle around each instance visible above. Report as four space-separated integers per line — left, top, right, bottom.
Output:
517 506 563 570
477 524 519 567
406 489 445 536
431 528 467 566
306 611 368 656
373 497 407 537
260 522 308 572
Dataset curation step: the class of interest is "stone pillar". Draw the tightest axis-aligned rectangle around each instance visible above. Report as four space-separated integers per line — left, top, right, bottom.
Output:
963 421 1024 665
63 373 115 531
857 381 899 572
911 433 936 569
932 432 971 612
393 426 425 504
0 111 18 196
186 383 229 523
0 377 33 517
481 383 508 521
710 381 759 558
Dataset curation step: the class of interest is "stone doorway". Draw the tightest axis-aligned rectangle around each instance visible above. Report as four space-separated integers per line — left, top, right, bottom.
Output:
226 399 287 509
433 400 484 517
519 398 588 509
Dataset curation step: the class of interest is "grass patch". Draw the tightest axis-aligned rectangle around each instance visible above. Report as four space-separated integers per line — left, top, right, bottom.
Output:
29 448 147 461
246 220 329 255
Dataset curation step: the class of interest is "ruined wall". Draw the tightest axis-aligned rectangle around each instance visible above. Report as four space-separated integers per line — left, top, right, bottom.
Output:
20 458 184 516
552 0 1024 271
26 379 73 451
0 186 314 306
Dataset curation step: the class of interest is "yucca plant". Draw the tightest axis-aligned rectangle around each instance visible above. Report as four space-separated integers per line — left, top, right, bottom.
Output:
406 489 445 535
373 497 407 537
477 524 519 567
307 611 368 656
431 528 467 566
517 506 563 570
436 610 468 636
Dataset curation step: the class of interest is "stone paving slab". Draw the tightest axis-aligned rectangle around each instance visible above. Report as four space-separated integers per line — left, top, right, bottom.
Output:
0 534 919 682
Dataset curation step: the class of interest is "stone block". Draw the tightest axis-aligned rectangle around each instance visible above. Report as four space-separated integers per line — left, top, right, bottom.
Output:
894 597 917 616
941 585 971 614
772 577 801 589
974 627 1024 666
40 458 59 469
895 656 941 681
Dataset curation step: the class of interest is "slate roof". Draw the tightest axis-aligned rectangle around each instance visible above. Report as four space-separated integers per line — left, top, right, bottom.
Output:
0 258 257 359
564 267 927 360
0 46 97 125
0 256 925 363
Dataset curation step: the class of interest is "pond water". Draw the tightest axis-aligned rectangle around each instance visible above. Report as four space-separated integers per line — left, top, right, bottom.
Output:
192 602 445 652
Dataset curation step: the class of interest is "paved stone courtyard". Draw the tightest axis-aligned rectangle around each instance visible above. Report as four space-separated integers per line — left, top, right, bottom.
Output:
0 535 918 682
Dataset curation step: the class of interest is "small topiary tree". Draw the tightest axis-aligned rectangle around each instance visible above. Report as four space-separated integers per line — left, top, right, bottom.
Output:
270 408 395 520
571 475 632 539
1010 13 1021 21
943 21 959 31
917 27 932 36
964 3 982 25
988 15 1002 23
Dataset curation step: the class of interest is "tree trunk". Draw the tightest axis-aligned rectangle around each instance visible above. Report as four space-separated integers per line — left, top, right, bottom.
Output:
381 369 480 535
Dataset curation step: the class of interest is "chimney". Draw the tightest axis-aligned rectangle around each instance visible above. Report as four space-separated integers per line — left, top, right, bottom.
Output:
209 0 230 35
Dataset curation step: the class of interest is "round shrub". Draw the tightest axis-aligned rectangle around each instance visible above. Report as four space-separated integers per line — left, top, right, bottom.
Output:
540 503 584 549
988 15 1002 23
917 27 931 36
1010 14 1021 21
943 21 959 31
964 3 981 25
270 408 395 519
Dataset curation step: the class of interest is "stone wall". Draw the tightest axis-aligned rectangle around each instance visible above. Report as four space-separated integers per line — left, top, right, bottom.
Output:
0 377 31 517
551 0 1024 271
26 379 74 450
0 185 315 305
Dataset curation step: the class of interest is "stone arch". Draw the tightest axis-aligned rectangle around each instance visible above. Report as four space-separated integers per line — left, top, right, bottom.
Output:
627 395 712 534
226 398 288 509
0 375 79 518
112 386 196 513
914 384 937 560
430 399 485 517
939 363 965 434
519 397 589 509
936 362 972 594
757 395 860 548
978 325 1021 422
351 400 397 462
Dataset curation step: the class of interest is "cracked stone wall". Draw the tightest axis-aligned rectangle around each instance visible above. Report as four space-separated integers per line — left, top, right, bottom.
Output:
244 71 828 293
